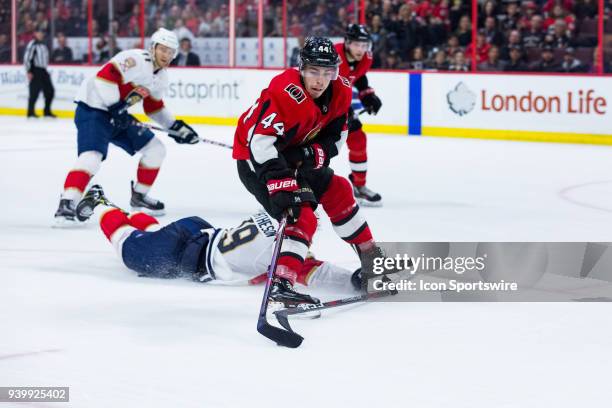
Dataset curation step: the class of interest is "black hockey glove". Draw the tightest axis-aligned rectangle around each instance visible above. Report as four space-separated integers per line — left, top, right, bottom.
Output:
108 100 132 130
359 88 382 115
265 169 315 223
169 120 199 144
283 143 329 170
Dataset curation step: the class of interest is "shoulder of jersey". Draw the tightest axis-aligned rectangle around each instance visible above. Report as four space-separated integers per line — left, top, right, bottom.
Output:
268 68 309 106
333 75 353 105
112 49 153 68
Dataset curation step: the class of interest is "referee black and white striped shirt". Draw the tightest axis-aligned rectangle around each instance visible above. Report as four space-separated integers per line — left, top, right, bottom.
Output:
23 39 49 71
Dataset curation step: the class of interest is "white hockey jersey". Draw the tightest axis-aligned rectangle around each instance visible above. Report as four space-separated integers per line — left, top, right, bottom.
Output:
74 48 175 128
205 211 354 290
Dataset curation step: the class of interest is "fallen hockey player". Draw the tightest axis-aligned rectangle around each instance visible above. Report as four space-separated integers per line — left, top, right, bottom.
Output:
76 185 368 309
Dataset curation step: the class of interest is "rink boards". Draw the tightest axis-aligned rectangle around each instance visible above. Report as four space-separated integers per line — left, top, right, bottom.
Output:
0 64 610 144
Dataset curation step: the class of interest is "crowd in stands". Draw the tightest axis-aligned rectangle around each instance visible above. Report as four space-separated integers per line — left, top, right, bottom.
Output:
5 0 612 73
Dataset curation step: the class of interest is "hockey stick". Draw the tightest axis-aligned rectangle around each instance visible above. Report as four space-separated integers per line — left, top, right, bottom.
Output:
256 215 304 348
273 288 397 332
135 122 234 149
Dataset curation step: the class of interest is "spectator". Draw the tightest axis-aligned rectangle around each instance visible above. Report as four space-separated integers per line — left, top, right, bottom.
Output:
198 11 213 37
466 31 490 63
479 0 500 27
504 45 528 71
455 15 472 47
51 32 73 63
560 47 588 72
171 37 201 66
549 19 572 48
530 45 560 71
395 3 423 57
445 34 462 56
410 46 426 69
288 14 304 37
426 48 450 70
483 16 505 47
369 14 390 68
449 50 469 71
0 33 10 62
449 0 470 30
500 29 522 60
543 4 575 31
330 7 351 36
518 1 539 30
500 0 521 32
212 4 229 36
522 14 545 48
478 45 506 71
381 49 402 69
174 19 195 42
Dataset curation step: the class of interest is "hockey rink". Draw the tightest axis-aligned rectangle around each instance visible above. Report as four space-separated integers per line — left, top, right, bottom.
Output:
1 116 612 407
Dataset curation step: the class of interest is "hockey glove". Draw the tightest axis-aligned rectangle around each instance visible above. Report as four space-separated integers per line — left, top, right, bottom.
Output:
108 100 132 130
168 120 199 144
266 170 303 223
282 143 328 170
359 88 382 115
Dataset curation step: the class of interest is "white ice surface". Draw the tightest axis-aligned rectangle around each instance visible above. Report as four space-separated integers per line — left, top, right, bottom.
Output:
1 117 612 407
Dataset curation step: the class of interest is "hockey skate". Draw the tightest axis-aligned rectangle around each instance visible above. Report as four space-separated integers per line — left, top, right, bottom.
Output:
130 181 165 216
349 175 383 207
53 198 78 227
353 245 410 291
268 277 322 319
76 185 119 222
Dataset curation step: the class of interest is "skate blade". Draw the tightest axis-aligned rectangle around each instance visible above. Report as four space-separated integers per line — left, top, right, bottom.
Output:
267 302 321 320
130 206 165 216
356 197 383 208
52 217 85 228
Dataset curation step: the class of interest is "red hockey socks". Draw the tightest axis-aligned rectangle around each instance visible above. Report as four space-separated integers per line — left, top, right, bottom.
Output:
128 212 159 231
320 175 374 246
276 204 317 285
347 128 367 187
61 151 103 202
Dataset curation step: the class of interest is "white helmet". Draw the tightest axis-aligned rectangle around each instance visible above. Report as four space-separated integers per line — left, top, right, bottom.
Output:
150 28 179 59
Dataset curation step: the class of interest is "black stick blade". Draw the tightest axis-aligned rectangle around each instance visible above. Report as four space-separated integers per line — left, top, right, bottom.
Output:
257 321 303 348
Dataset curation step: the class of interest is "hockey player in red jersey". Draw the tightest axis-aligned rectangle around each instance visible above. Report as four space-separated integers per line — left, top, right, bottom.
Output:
232 37 386 308
54 28 199 225
335 24 383 206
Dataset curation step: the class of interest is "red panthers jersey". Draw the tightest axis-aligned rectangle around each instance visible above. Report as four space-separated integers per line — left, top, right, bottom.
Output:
233 68 352 165
334 43 373 86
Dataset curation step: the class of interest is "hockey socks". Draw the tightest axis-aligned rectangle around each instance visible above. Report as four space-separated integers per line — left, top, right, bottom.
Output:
320 175 373 246
61 151 103 202
133 138 165 195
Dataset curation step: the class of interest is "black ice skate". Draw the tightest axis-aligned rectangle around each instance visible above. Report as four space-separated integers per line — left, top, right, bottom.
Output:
353 245 410 291
76 185 118 222
349 175 382 207
130 181 165 216
269 277 321 309
54 198 77 225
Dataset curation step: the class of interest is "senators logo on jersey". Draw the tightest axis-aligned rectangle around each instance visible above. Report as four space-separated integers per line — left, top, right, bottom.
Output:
284 84 306 104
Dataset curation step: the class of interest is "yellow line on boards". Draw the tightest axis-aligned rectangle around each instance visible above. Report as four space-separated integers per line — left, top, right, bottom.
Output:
422 126 612 146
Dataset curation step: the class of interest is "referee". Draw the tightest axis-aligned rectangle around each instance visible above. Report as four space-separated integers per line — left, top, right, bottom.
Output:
24 29 55 118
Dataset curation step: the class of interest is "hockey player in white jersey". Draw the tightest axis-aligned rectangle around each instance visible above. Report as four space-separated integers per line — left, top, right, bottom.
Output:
54 28 199 224
75 185 360 307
